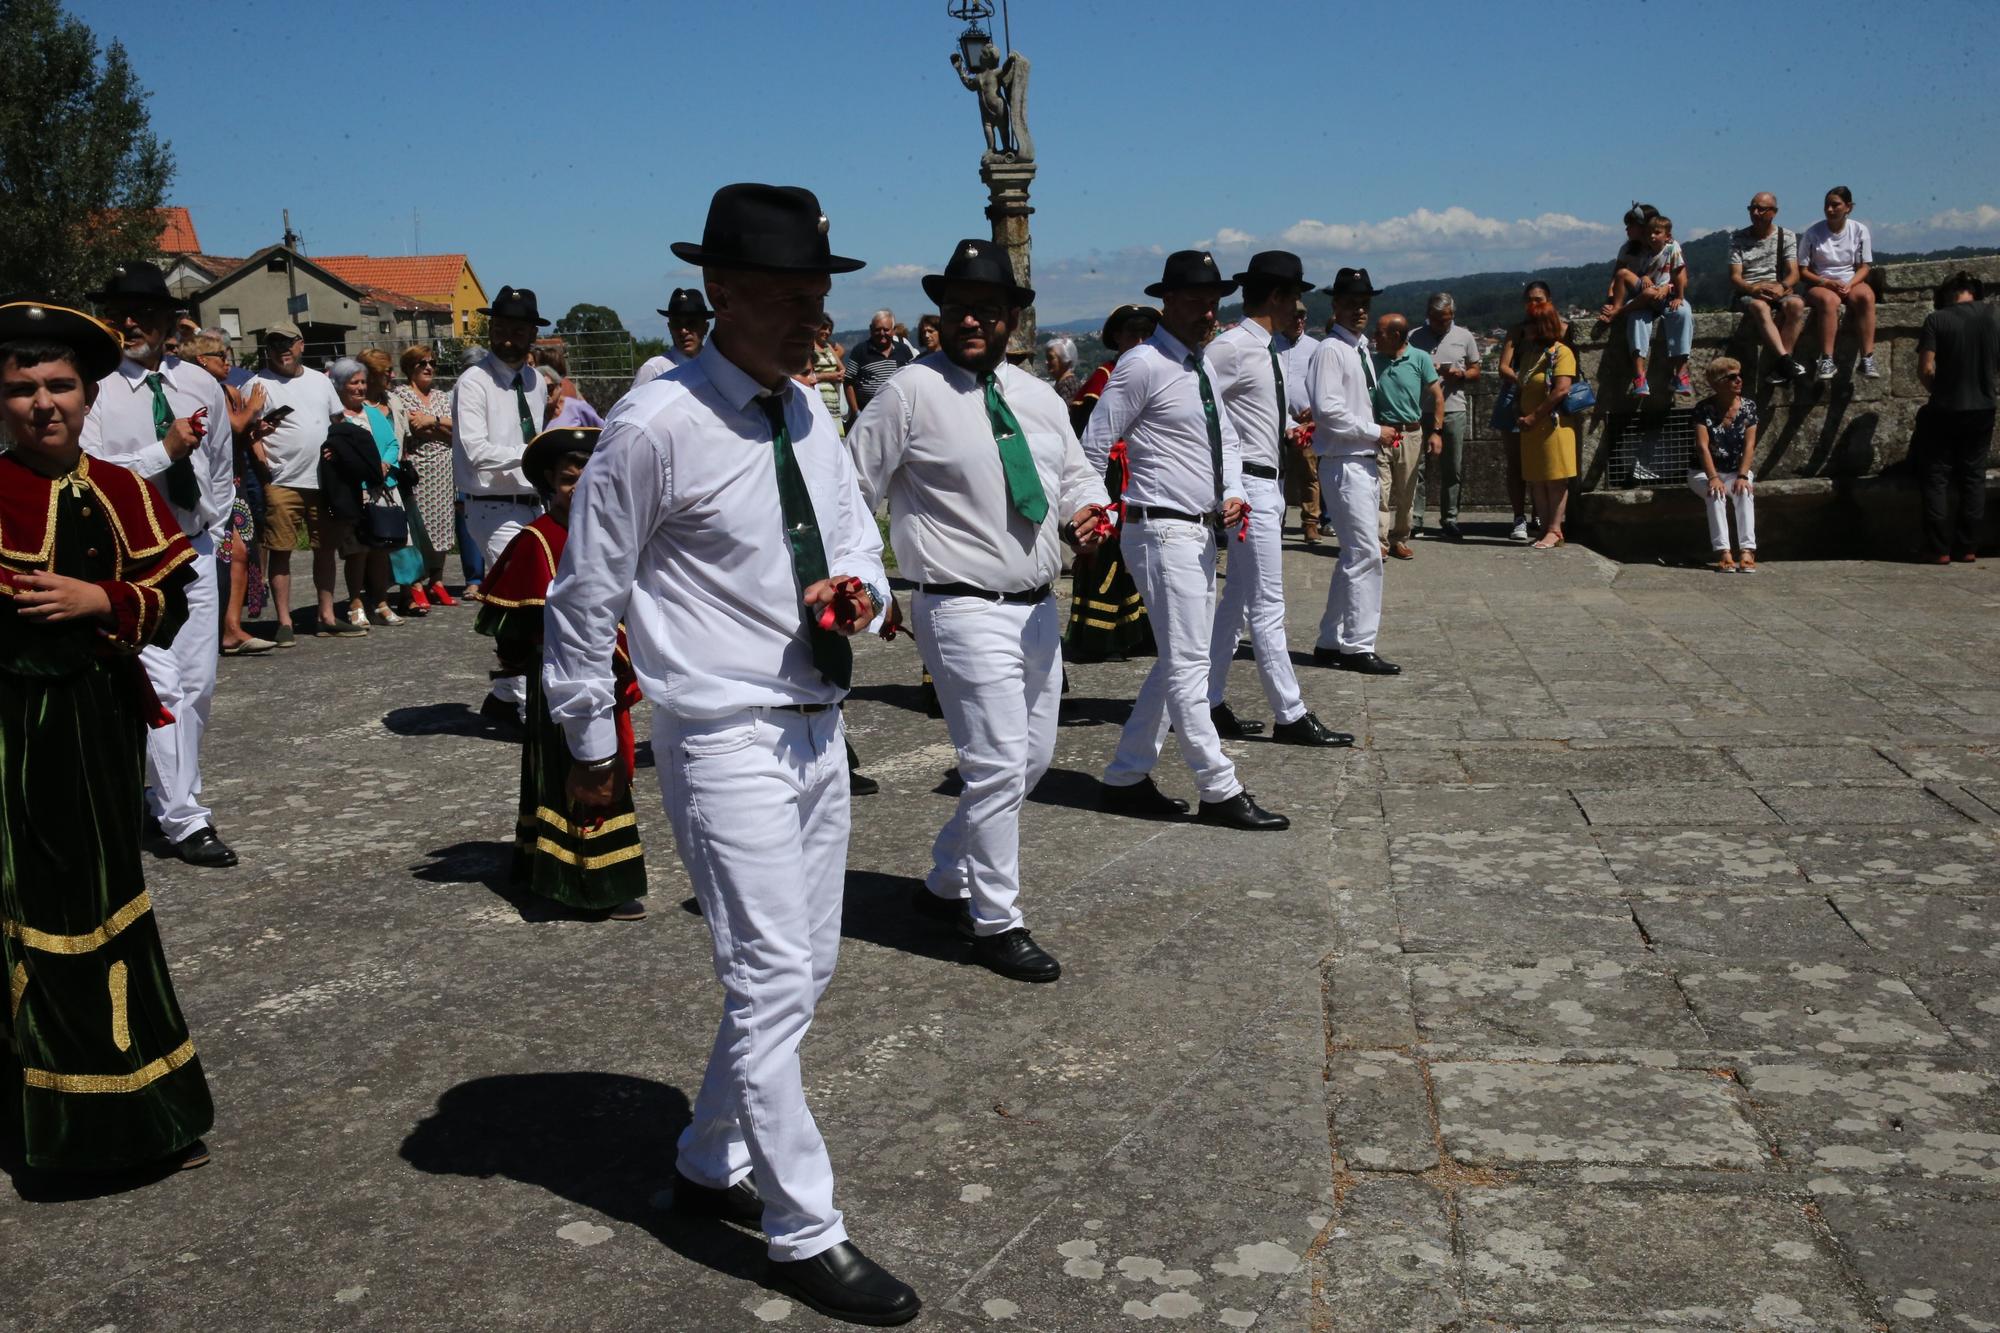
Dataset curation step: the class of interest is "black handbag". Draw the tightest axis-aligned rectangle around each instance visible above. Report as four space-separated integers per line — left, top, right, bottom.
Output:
356 490 408 549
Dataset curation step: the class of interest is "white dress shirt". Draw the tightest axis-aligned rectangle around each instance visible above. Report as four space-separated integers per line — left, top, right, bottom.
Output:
453 352 548 496
1274 331 1320 420
1307 325 1384 459
1205 320 1287 472
631 346 690 391
1079 327 1244 513
847 354 1108 593
543 341 888 761
81 356 234 543
244 365 343 490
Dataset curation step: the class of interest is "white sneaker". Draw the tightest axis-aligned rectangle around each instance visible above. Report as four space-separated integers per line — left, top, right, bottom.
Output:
1858 353 1879 378
1509 518 1529 542
1816 356 1837 380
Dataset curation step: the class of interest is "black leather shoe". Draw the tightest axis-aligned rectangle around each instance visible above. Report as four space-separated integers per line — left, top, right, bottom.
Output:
478 692 524 739
968 927 1061 983
174 826 239 868
1271 712 1354 748
1196 792 1290 831
1317 649 1401 675
1099 776 1189 819
1209 702 1264 738
673 1171 763 1226
769 1240 921 1326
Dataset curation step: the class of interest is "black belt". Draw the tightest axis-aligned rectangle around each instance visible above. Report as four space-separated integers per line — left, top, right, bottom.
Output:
773 703 834 715
919 581 1051 604
1242 462 1279 480
472 493 541 506
1127 505 1215 525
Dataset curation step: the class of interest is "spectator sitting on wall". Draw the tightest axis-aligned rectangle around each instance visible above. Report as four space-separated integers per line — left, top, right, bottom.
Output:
1627 214 1693 398
1690 356 1760 573
1801 185 1880 382
1596 202 1660 333
1915 270 1998 564
1730 192 1807 382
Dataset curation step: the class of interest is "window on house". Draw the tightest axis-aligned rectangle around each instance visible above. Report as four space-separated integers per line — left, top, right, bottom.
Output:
219 309 241 339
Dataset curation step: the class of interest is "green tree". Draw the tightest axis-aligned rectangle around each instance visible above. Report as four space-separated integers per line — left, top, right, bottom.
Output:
555 303 626 337
0 0 174 301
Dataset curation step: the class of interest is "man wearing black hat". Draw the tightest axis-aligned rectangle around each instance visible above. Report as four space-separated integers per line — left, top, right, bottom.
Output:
542 184 915 1326
454 285 550 725
1203 251 1351 750
79 261 242 868
631 287 714 389
848 238 1111 984
1081 249 1287 831
1307 268 1402 675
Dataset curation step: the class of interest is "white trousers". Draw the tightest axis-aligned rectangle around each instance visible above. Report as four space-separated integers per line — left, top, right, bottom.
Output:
1687 471 1757 551
1206 473 1305 725
916 591 1061 936
1316 455 1385 654
661 706 850 1262
464 495 542 706
1105 516 1243 803
142 536 219 842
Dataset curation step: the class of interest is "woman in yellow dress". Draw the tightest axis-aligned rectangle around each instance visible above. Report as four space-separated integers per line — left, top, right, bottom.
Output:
1514 294 1579 549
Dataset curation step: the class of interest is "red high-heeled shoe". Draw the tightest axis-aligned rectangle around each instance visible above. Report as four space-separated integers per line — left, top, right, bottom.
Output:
428 581 458 606
407 584 432 611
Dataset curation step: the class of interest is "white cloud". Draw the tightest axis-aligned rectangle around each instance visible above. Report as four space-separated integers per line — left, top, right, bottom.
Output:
871 262 929 282
1275 206 1614 255
1211 227 1256 247
1920 204 2000 231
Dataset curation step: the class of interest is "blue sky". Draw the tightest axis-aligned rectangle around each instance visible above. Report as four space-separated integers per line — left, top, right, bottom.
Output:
76 0 1998 335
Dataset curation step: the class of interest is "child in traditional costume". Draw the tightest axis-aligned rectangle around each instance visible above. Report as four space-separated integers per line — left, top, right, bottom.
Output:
0 300 214 1173
476 426 647 919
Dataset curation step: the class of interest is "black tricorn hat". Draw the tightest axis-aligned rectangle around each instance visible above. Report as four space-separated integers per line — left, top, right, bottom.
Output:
1144 249 1236 299
88 259 178 307
670 183 865 275
657 287 714 321
522 425 599 489
479 285 551 328
1320 266 1383 298
1232 250 1312 292
1099 303 1160 347
921 238 1034 307
0 299 125 380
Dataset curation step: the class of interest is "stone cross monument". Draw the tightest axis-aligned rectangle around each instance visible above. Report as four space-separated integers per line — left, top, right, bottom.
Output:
950 16 1037 361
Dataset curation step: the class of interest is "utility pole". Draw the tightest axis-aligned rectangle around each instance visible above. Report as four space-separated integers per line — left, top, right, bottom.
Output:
281 209 300 304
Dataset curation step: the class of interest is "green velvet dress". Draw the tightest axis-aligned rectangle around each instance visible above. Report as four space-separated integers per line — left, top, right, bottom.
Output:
0 452 214 1171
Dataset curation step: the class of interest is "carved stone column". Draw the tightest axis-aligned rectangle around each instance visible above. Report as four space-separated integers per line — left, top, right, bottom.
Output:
980 156 1038 362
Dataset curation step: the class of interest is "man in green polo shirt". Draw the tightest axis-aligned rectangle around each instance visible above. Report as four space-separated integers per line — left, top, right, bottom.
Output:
1369 313 1442 559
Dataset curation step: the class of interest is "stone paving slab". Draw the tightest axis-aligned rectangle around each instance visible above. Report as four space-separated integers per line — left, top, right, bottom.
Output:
1572 785 1782 828
1431 1063 1770 1169
1817 1190 2000 1331
1739 1059 2000 1181
1409 955 1708 1054
1678 964 1958 1055
1629 894 1878 966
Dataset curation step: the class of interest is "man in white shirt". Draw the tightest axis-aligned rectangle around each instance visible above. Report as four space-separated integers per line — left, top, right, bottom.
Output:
79 262 240 868
1307 268 1402 675
543 184 916 1328
1203 251 1351 751
630 287 713 389
454 285 550 725
1408 292 1482 542
1081 250 1287 831
242 320 350 643
848 239 1110 984
1274 298 1322 543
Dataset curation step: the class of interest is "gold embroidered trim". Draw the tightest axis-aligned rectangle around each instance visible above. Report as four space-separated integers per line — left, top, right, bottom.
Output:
109 961 130 1052
2 890 152 954
533 807 636 837
131 540 196 588
23 1037 196 1093
8 961 25 1021
530 838 645 871
474 592 546 610
92 461 176 560
0 465 60 563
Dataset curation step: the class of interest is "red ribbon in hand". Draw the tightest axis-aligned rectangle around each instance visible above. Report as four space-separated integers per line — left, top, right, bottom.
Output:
189 407 209 438
1085 503 1115 542
1236 502 1252 542
817 575 866 632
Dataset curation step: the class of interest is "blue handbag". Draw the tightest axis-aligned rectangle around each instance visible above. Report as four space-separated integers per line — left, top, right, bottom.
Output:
1489 382 1519 432
1560 350 1597 415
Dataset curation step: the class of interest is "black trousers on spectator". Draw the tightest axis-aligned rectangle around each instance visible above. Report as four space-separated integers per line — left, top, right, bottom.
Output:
1916 406 1995 557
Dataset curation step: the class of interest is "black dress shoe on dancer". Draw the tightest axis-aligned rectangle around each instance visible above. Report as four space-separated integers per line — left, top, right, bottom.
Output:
673 1172 764 1226
768 1240 921 1326
1271 712 1354 748
1321 649 1401 675
968 927 1062 983
1209 702 1265 738
1196 792 1290 830
1099 776 1189 819
478 692 524 739
174 827 239 868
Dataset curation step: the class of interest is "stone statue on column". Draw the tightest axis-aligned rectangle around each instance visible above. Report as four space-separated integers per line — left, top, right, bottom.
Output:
952 38 1038 359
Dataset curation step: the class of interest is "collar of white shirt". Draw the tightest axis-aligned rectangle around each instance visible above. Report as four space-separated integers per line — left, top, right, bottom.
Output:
115 355 166 388
482 352 534 388
1328 325 1364 349
1231 319 1274 349
1148 326 1197 368
696 338 792 413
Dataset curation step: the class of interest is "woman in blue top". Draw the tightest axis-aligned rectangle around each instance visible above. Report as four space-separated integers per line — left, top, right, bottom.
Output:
1688 356 1760 571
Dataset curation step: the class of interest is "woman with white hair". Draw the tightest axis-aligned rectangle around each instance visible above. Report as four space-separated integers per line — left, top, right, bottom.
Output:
1043 336 1079 403
319 357 402 626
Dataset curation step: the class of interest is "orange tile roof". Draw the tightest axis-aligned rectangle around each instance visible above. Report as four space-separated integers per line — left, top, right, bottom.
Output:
156 207 200 254
354 281 450 314
315 254 468 302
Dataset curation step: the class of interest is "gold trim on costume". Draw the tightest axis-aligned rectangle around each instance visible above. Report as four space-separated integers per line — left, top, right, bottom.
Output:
530 838 645 871
0 467 60 564
474 591 546 610
23 1037 196 1093
8 961 25 1021
108 961 130 1051
2 890 152 954
533 806 637 837
92 459 177 561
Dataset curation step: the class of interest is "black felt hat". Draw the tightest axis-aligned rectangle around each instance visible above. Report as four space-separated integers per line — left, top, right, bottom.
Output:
1144 250 1236 299
1320 267 1383 298
657 287 714 321
0 300 125 380
921 238 1034 306
669 183 865 275
1099 303 1160 346
522 425 599 489
87 260 178 308
479 286 551 328
1231 250 1312 292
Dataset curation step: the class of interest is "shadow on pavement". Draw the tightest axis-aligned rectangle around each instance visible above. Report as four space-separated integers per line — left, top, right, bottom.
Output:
1026 766 1109 813
841 870 972 964
844 680 937 718
1054 695 1131 728
0 1129 192 1202
399 1074 771 1284
383 702 516 742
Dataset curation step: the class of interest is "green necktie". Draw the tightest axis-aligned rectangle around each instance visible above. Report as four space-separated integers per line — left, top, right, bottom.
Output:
1191 357 1225 513
981 371 1048 524
147 372 200 510
760 394 851 690
1267 346 1288 456
512 370 537 444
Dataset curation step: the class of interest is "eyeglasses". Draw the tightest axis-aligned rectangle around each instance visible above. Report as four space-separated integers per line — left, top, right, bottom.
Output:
413 359 435 369
938 301 1006 323
1719 372 1743 382
1748 205 1776 214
